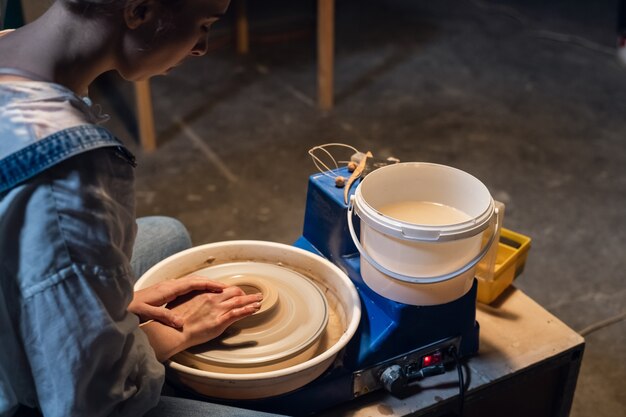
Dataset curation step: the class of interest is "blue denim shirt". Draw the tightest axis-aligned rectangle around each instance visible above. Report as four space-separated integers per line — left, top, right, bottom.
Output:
0 81 164 416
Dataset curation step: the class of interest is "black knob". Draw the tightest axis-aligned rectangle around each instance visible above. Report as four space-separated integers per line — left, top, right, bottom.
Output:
380 365 407 395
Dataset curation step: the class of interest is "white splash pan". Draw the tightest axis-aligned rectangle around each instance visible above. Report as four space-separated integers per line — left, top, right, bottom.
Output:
134 240 361 399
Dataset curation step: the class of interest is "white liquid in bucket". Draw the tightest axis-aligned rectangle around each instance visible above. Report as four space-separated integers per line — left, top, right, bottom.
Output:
378 201 472 226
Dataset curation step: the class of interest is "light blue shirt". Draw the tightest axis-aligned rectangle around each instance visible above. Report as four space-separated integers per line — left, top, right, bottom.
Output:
0 80 164 416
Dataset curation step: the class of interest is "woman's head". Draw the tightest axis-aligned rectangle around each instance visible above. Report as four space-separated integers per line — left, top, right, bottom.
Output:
60 0 230 80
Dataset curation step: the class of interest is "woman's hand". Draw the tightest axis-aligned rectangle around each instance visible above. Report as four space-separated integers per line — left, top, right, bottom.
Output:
129 275 227 328
168 286 263 348
138 284 263 361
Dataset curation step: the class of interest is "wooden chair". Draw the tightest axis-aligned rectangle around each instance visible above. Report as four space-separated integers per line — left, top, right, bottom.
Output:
234 0 336 111
134 81 157 152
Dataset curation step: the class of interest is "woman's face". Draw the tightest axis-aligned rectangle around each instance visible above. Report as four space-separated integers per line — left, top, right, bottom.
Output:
118 0 230 80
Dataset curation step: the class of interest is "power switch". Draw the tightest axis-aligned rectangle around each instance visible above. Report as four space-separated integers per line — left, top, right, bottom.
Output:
421 351 443 368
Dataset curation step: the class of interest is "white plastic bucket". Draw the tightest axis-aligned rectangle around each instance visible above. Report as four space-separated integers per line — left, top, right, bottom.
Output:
348 162 497 305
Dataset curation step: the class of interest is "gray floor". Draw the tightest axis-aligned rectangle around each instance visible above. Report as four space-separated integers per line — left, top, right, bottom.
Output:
96 0 626 416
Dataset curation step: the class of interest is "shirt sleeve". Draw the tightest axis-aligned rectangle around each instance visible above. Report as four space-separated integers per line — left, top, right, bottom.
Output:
15 147 164 417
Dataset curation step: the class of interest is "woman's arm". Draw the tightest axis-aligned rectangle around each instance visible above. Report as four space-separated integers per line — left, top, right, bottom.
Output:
12 147 163 417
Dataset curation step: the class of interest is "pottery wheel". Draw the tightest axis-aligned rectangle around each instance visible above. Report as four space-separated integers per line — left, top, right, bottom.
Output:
176 261 329 372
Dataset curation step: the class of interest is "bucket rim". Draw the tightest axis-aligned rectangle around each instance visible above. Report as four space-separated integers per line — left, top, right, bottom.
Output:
354 162 495 242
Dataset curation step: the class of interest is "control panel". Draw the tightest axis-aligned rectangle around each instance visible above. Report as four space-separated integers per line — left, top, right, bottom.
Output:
352 337 462 397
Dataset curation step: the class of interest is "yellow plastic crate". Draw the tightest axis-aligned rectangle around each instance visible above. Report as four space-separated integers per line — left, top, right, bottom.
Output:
476 228 531 304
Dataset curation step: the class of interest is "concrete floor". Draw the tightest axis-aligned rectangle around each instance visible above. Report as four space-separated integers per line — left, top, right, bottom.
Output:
96 0 626 416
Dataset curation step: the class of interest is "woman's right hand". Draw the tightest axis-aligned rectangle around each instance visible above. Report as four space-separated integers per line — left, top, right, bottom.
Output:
139 285 262 361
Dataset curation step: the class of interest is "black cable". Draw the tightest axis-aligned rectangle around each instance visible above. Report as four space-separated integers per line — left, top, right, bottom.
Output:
449 346 465 417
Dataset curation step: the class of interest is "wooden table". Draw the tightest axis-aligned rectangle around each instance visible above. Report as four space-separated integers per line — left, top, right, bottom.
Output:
320 288 585 417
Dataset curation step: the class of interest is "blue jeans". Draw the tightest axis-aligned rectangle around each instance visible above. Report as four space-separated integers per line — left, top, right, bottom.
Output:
131 216 193 279
132 217 286 417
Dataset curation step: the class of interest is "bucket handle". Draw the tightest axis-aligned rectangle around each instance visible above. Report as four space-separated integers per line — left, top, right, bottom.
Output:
347 197 500 284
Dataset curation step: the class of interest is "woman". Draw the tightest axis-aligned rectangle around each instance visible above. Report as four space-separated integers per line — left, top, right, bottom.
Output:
0 1 275 416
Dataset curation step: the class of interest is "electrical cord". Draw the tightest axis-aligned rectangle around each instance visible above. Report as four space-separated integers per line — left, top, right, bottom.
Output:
449 346 465 417
578 311 626 337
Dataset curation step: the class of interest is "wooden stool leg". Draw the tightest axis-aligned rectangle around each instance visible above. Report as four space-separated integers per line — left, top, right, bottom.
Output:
134 80 157 152
235 0 249 55
318 0 335 110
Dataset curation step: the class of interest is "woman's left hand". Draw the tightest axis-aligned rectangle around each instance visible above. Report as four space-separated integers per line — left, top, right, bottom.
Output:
129 275 226 328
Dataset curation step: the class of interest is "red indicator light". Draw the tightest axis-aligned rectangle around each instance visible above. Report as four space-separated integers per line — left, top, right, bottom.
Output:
422 351 443 368
422 355 433 367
